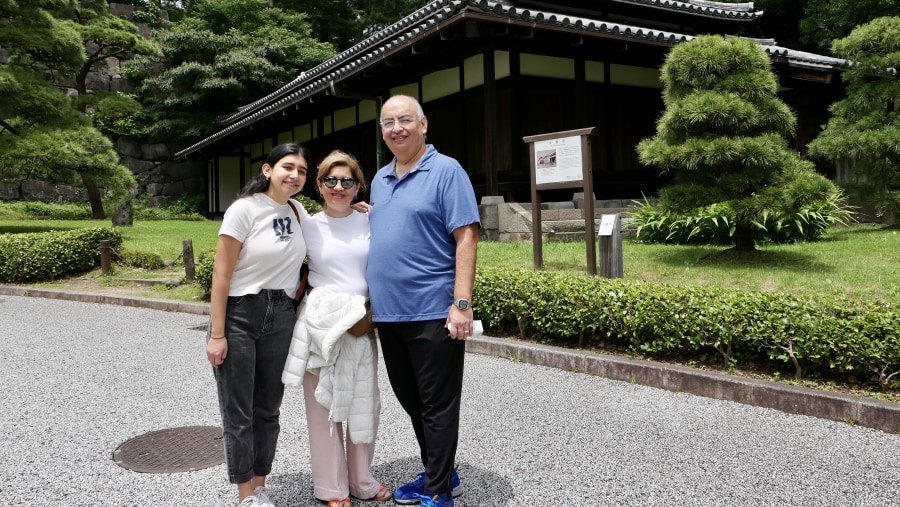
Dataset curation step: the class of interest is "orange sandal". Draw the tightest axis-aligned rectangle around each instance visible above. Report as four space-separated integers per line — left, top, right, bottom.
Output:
369 483 392 502
327 498 351 507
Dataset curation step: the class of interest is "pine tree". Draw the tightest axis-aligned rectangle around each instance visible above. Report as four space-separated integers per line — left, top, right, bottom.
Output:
808 17 900 221
637 35 843 251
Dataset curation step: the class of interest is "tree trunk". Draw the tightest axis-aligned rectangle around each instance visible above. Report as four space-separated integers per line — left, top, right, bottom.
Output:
732 222 755 252
84 178 106 219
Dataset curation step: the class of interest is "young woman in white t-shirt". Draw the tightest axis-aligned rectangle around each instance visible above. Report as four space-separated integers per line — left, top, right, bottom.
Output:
206 143 309 507
298 150 390 507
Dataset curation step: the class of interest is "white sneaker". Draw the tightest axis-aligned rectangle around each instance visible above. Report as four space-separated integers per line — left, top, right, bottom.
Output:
254 486 275 507
238 495 259 507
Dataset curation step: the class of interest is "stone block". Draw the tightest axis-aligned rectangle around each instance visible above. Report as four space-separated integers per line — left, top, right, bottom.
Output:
117 138 143 158
112 200 133 226
142 143 171 162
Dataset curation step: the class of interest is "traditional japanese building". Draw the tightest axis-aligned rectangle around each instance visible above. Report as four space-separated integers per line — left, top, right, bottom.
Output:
175 0 847 215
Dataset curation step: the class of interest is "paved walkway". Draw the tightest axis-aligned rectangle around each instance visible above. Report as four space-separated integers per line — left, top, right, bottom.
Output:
2 293 899 506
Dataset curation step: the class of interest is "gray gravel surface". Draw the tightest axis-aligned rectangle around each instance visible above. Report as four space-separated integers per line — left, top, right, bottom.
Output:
2 295 899 506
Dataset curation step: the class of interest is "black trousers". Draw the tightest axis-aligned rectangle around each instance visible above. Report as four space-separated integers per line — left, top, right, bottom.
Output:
377 319 465 496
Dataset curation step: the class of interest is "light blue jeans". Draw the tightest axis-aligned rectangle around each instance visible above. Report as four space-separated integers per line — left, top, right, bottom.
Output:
211 289 295 484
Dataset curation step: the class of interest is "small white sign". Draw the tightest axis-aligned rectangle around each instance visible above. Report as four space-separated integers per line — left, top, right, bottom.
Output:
598 214 617 236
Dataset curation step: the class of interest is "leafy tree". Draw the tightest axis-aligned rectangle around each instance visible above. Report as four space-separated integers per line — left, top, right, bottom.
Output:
637 35 845 252
0 0 136 218
135 0 335 140
799 0 900 53
747 0 900 55
275 0 428 51
807 17 900 219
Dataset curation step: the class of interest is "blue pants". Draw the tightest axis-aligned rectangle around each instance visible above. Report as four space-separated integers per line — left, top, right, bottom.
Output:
212 289 295 484
377 319 465 496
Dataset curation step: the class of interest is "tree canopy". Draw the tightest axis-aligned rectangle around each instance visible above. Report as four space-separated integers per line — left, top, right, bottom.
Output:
807 17 900 218
637 36 844 251
134 0 335 140
274 0 428 51
0 0 138 218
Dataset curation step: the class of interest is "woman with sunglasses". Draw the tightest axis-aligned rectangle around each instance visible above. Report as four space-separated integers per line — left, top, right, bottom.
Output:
283 150 390 507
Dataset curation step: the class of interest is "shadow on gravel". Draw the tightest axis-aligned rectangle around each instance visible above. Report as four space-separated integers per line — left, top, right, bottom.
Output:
270 456 514 506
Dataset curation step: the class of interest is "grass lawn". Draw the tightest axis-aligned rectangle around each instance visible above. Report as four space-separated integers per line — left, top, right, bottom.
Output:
2 219 898 304
479 224 900 303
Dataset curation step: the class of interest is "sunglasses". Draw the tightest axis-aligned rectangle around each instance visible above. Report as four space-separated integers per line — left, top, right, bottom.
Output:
320 176 358 189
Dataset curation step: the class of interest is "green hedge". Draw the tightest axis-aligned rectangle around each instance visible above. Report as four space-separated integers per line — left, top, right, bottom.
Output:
194 257 899 389
0 227 123 283
474 267 900 388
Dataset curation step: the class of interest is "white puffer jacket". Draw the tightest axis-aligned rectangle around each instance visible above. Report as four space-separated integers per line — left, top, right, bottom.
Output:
282 287 375 444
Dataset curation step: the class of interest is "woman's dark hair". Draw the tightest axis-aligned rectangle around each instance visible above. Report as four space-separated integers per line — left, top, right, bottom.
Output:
238 143 310 197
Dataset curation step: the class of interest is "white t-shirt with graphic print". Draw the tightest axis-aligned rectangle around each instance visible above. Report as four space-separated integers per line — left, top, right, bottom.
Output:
218 192 308 297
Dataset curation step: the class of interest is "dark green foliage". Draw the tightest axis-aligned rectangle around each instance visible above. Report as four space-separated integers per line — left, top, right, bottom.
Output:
194 249 215 298
118 248 165 269
13 202 94 220
0 227 123 282
807 16 900 219
630 185 854 245
638 36 848 251
137 0 335 139
91 93 146 137
473 267 900 385
294 193 322 215
132 194 206 220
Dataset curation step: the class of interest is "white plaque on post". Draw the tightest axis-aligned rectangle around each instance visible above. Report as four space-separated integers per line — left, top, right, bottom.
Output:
598 214 617 237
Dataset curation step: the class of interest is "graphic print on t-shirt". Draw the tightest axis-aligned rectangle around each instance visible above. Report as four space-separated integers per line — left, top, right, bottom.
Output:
272 216 295 241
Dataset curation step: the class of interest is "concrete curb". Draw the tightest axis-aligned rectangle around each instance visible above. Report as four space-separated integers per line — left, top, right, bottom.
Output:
466 335 900 434
0 285 209 315
4 285 898 434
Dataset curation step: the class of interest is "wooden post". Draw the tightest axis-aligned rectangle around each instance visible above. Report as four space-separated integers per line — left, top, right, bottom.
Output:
182 239 195 282
100 240 111 275
598 214 623 278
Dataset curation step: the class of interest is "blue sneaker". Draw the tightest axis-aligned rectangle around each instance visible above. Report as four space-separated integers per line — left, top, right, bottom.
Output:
393 470 463 504
416 493 453 507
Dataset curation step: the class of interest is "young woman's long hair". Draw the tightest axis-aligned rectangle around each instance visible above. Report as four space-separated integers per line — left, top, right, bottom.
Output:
238 143 310 198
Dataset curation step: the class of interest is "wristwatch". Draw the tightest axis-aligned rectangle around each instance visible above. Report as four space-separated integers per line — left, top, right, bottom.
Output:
453 298 471 311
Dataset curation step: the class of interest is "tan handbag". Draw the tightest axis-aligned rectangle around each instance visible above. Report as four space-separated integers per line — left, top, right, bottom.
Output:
347 300 376 337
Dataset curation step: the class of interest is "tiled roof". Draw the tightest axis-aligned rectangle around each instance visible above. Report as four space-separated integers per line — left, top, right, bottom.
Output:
610 0 759 19
175 0 846 158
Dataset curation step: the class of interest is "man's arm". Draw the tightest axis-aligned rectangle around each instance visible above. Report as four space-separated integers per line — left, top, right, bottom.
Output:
447 223 479 340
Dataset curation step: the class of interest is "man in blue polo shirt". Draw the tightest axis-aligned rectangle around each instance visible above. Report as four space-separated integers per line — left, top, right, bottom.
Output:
366 95 480 507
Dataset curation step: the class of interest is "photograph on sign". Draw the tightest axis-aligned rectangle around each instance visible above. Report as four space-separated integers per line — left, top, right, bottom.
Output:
533 135 583 185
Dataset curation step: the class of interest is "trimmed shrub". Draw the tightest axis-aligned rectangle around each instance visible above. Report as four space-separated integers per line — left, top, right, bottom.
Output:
194 250 215 298
0 227 123 282
117 248 165 270
473 267 900 381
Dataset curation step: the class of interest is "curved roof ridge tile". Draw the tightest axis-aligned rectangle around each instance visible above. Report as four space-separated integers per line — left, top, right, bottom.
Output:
611 0 760 19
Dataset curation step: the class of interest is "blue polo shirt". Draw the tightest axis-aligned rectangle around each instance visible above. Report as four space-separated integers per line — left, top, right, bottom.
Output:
367 145 480 322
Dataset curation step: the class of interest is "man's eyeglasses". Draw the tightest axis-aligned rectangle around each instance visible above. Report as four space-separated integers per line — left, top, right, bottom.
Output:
320 176 358 189
379 115 416 129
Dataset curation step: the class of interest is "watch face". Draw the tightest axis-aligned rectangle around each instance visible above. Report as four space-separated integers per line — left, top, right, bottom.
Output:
455 299 470 310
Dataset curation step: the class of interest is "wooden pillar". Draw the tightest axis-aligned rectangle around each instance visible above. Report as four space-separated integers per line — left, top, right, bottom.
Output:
483 49 498 197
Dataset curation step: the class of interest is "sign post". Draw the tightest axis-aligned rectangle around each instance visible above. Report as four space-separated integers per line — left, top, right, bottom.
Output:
598 214 623 278
523 127 597 275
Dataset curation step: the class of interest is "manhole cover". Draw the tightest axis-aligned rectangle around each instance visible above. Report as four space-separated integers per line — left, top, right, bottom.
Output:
112 425 224 473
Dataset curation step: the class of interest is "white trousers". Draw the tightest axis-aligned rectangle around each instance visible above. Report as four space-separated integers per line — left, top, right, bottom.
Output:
302 335 382 501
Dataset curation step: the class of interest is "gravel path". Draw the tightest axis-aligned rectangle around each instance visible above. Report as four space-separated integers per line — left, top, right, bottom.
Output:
1 295 898 506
